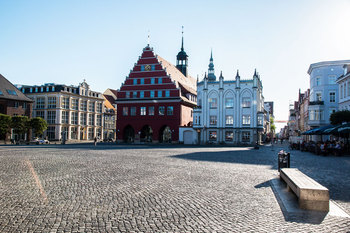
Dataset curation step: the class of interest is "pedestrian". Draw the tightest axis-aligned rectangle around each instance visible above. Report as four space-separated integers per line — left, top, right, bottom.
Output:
94 137 97 146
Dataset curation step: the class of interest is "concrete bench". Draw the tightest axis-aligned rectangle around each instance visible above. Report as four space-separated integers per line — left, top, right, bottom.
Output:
280 168 329 212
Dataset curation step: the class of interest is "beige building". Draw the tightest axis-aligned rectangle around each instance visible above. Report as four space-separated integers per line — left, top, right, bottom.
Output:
20 80 104 141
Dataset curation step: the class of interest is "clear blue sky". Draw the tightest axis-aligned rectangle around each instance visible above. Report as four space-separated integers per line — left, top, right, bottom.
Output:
1 0 350 131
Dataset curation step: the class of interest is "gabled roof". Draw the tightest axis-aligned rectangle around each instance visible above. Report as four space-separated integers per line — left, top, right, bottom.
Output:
157 56 197 96
103 94 116 110
0 74 33 102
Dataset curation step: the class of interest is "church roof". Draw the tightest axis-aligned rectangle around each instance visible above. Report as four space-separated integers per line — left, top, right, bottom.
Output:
157 56 197 96
0 74 33 102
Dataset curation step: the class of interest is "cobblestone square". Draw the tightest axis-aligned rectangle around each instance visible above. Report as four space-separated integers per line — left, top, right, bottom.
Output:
0 144 349 232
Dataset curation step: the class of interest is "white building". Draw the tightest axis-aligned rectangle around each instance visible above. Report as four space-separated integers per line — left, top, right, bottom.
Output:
307 60 350 129
20 80 104 141
193 53 265 145
337 64 350 110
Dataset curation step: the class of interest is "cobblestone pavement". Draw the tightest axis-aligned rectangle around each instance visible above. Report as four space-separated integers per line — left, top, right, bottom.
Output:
0 143 349 232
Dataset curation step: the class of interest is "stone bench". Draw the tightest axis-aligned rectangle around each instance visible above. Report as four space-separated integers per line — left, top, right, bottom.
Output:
280 168 329 212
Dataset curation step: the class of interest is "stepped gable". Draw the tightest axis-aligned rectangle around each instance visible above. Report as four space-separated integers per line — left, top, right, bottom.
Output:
0 74 33 102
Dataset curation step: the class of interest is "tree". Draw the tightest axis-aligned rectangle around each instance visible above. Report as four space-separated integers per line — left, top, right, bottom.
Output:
0 114 11 143
330 110 350 125
10 116 30 139
270 116 276 133
30 117 47 137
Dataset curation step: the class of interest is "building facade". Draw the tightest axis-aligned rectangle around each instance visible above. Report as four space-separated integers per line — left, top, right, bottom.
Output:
103 92 117 141
116 40 197 143
0 74 33 141
20 80 104 141
307 60 350 129
193 54 265 145
337 64 350 111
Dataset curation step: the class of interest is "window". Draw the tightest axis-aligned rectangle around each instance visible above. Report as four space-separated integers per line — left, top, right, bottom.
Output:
150 91 155 98
158 78 162 84
159 106 165 115
80 113 87 125
52 86 55 92
348 81 350 97
133 91 137 98
209 131 217 141
6 89 17 96
46 87 49 92
158 90 162 97
126 92 130 98
316 93 322 101
329 75 336 84
62 111 69 124
70 127 78 139
140 91 144 98
242 131 250 142
165 90 170 97
225 115 233 125
225 131 233 141
133 79 137 85
47 111 56 124
36 110 45 119
35 87 38 93
80 100 87 111
258 115 263 126
62 97 70 109
36 97 45 109
329 92 335 103
225 98 234 108
151 65 155 70
96 115 102 126
242 97 251 108
167 106 173 115
210 115 217 125
88 128 94 140
130 107 136 116
315 110 323 120
30 88 32 93
40 87 43 92
141 65 145 71
89 102 95 112
14 102 19 108
209 98 217 108
72 99 79 110
243 115 251 125
48 97 56 109
140 79 144 85
71 112 78 125
88 114 94 126
316 76 321 86
123 107 128 116
46 126 56 140
149 106 154 115
23 102 27 109
151 78 155 84
141 107 146 115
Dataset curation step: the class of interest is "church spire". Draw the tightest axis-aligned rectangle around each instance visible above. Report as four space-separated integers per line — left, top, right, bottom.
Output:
207 49 216 81
176 26 188 77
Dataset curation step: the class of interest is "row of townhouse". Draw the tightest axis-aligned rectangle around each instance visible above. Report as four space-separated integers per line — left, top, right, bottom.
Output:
282 60 350 139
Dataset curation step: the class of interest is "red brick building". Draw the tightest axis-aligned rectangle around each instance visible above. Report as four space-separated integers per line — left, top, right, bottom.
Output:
116 42 197 143
0 74 33 141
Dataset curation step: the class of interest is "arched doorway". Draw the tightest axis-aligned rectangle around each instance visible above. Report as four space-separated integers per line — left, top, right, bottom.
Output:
123 125 135 143
140 125 153 142
159 125 172 143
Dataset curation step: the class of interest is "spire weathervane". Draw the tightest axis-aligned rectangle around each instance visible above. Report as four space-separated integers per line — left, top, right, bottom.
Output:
181 26 184 51
147 30 150 46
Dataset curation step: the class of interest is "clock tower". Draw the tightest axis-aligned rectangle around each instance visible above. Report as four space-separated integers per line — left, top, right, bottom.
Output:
176 27 188 77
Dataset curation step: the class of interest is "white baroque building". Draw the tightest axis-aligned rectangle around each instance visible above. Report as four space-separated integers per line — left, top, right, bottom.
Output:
193 53 265 145
337 64 350 111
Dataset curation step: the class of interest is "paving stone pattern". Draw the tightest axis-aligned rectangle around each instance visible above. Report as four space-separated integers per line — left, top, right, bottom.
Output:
0 144 349 232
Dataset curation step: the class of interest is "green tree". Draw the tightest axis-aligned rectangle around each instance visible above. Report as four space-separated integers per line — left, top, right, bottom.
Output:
11 116 30 139
30 117 47 137
270 116 276 133
0 114 12 143
330 110 350 125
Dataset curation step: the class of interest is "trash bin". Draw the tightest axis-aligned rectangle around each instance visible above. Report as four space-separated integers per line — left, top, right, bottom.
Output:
278 150 290 172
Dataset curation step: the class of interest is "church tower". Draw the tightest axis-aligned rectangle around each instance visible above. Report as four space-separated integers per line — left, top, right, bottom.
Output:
176 27 188 77
207 49 216 81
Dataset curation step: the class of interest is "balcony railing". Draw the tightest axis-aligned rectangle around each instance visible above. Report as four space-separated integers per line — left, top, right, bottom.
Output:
309 101 324 105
